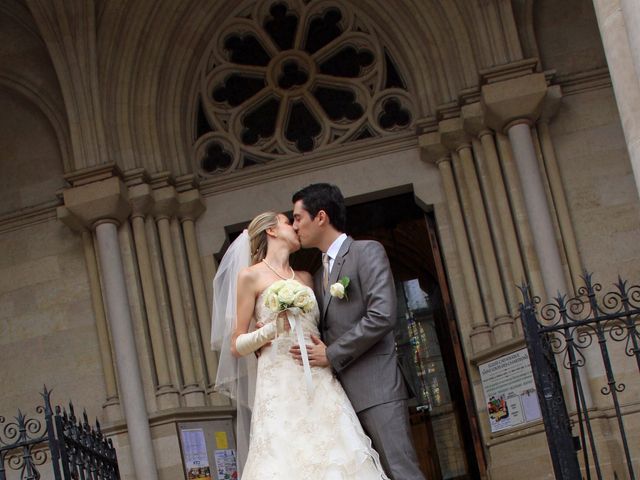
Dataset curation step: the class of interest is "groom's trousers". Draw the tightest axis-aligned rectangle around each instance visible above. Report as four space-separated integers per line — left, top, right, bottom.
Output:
358 399 426 480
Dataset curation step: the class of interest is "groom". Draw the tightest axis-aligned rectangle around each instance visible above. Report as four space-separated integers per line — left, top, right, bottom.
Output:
290 183 425 480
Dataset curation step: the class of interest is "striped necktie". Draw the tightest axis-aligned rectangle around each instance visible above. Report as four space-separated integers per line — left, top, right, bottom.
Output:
322 253 330 292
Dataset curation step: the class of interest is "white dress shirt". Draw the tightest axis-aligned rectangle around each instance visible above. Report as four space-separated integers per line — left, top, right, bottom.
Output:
324 233 347 273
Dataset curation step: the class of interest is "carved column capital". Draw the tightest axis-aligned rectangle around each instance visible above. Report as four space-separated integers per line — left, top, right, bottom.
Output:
461 102 492 138
418 132 450 164
129 183 154 219
438 117 472 152
61 175 130 229
481 73 548 133
178 189 206 222
152 186 178 220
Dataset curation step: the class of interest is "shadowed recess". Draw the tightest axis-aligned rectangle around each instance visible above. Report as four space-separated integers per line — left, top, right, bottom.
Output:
264 2 298 51
278 61 309 89
213 74 266 106
304 8 343 54
202 142 233 172
313 86 363 121
224 34 271 65
241 97 280 144
319 46 374 77
378 98 410 129
285 101 321 152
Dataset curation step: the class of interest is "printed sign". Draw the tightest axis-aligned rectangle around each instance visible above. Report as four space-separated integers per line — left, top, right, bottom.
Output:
181 428 212 480
479 348 542 432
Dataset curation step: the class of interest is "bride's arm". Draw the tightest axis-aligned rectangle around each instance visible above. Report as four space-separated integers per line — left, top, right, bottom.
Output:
231 269 276 357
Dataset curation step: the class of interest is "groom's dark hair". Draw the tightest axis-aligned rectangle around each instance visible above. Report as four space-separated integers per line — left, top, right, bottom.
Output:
292 183 347 232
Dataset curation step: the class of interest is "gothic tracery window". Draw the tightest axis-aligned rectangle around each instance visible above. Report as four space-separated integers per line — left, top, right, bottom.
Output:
194 1 414 176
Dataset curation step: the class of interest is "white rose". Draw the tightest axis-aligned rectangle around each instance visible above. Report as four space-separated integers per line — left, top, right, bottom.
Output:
330 282 345 299
270 280 286 293
277 284 296 304
264 292 280 312
292 289 313 311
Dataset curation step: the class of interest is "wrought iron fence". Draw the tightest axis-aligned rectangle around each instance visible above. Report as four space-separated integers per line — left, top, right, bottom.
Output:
0 387 119 480
519 273 640 480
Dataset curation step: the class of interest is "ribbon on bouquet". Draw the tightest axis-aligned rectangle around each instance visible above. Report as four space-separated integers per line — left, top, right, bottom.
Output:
285 308 314 393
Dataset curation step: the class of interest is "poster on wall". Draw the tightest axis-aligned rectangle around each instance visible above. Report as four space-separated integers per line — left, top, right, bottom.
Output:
478 348 542 433
214 449 238 480
181 428 213 480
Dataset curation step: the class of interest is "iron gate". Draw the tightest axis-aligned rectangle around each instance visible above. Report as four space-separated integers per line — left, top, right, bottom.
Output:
519 273 640 479
0 387 119 480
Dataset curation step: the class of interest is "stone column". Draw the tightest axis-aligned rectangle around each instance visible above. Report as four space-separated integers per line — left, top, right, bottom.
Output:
420 133 493 352
462 103 526 319
593 0 640 200
178 189 221 403
538 87 584 292
153 182 205 406
440 118 514 343
58 207 121 421
129 182 180 410
483 73 568 300
483 73 595 409
620 0 640 85
495 133 546 301
62 174 159 480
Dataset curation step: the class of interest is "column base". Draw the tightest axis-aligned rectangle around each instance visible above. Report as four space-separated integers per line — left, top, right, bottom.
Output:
155 385 181 410
207 388 232 407
470 325 494 353
181 385 206 407
492 315 515 343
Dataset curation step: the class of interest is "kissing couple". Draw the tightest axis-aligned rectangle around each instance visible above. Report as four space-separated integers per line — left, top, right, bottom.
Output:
211 183 425 479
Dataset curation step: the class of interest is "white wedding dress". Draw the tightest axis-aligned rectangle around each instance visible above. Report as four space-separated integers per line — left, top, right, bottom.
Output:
241 283 389 479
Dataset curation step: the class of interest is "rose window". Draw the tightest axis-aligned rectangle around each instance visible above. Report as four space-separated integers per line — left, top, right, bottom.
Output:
194 1 414 175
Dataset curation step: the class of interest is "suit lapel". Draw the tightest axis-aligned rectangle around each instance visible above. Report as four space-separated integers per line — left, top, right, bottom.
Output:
322 236 353 320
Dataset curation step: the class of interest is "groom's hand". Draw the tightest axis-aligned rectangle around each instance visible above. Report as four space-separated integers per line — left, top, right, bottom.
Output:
290 335 330 367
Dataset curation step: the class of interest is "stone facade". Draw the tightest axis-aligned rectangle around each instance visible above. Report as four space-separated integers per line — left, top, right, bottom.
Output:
1 0 639 479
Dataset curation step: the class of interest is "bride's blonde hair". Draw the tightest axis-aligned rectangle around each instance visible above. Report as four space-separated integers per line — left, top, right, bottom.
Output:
247 211 279 264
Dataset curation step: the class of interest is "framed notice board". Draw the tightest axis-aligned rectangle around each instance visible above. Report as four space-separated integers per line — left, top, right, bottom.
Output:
178 418 237 480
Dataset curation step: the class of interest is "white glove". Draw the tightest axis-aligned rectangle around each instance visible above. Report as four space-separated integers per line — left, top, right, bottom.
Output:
235 322 277 356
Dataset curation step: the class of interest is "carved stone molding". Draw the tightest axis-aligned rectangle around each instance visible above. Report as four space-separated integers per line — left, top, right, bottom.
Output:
481 73 548 133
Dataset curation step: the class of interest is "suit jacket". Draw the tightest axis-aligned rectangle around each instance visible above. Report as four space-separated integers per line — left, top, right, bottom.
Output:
315 236 408 412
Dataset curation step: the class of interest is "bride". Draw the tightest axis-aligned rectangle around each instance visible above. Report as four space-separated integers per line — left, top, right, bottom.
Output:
211 211 389 479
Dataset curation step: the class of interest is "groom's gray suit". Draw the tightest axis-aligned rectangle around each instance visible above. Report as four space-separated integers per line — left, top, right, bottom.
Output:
315 236 425 480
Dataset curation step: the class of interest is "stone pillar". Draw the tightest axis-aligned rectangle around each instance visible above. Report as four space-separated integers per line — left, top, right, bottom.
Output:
178 189 223 404
58 207 121 421
462 104 527 316
593 0 640 200
129 181 180 410
620 0 640 86
482 73 568 300
509 121 567 298
153 180 205 406
483 72 595 409
62 172 159 480
538 87 584 292
420 133 493 352
440 118 514 343
495 132 546 301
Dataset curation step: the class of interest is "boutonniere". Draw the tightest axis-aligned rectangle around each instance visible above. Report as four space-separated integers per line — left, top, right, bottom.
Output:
329 276 350 300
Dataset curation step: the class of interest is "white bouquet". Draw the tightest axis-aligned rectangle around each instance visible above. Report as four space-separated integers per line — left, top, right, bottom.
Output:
263 279 315 314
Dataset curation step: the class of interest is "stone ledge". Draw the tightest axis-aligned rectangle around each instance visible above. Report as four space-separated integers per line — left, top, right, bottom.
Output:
0 199 60 234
